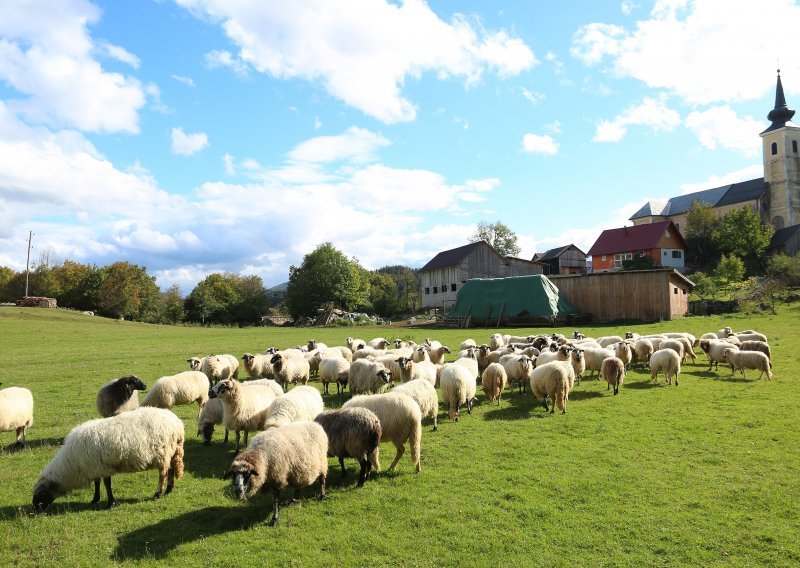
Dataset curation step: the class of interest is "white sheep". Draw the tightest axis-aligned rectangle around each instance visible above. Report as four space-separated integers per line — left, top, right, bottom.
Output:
499 354 534 394
613 342 633 368
700 332 718 342
649 349 681 385
395 357 437 386
242 353 274 379
307 339 328 352
529 361 572 414
314 408 382 487
459 339 477 351
197 397 227 446
352 347 387 361
476 345 492 373
440 363 477 421
348 359 392 395
731 332 769 344
723 348 773 380
411 345 432 364
583 347 615 380
601 357 625 395
659 338 686 361
452 353 479 380
141 371 209 409
633 339 654 366
423 340 451 365
569 348 586 384
489 333 505 350
738 340 772 362
224 421 328 527
203 354 241 384
535 346 570 367
597 336 624 348
346 337 367 352
96 376 146 418
319 357 351 395
270 353 311 390
699 340 739 371
0 385 33 448
393 379 439 432
481 363 507 406
210 378 279 450
368 337 391 349
263 385 324 429
343 392 422 473
32 407 184 511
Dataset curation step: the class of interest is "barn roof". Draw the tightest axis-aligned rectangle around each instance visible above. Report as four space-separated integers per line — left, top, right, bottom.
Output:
587 220 687 256
536 244 586 262
419 242 486 272
769 224 800 248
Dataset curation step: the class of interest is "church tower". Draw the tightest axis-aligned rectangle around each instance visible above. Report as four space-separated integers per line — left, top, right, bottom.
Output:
760 70 800 229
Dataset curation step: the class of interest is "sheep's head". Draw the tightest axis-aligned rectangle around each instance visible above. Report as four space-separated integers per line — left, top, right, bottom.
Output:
572 349 584 363
224 454 262 499
199 422 215 446
270 353 284 370
32 478 64 513
211 379 237 400
308 340 317 351
264 347 278 355
377 369 391 384
187 357 201 371
699 340 711 354
119 375 146 394
548 343 559 352
464 347 477 359
242 353 255 367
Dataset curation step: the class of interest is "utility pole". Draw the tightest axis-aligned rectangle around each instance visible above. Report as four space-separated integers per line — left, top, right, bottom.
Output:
25 230 33 298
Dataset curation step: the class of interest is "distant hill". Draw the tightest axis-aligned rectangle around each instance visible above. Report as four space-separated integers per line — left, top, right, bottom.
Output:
268 282 288 292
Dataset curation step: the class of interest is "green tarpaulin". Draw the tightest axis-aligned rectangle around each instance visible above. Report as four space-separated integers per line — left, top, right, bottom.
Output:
449 275 577 319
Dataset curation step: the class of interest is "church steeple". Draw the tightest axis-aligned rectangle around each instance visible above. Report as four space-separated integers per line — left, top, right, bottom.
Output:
763 69 796 133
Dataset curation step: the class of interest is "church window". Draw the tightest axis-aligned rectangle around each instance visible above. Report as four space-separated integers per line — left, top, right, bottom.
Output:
793 140 798 153
772 142 778 155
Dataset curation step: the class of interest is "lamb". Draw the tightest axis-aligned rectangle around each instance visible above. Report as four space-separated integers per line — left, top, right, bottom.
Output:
32 407 184 511
96 375 146 417
343 392 422 472
723 348 773 380
440 363 477 421
270 353 311 390
348 359 392 395
393 379 439 431
197 397 228 446
529 361 571 414
583 347 615 380
601 357 625 395
264 385 325 429
224 421 328 526
242 353 274 379
738 340 772 362
346 337 367 352
481 363 507 406
699 340 739 371
319 357 351 395
210 378 280 450
499 354 534 394
368 337 391 349
0 385 34 448
141 371 209 409
314 408 382 487
649 349 681 385
489 333 505 350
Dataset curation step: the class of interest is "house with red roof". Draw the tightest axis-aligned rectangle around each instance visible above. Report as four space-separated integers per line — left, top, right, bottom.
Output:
587 220 688 272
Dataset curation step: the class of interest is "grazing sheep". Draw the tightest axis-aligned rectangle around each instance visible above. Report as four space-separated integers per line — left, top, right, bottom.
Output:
649 349 681 385
459 339 477 351
368 337 391 350
659 339 686 361
142 371 209 409
346 337 367 352
440 363 477 421
499 354 534 394
582 347 615 380
700 332 718 342
210 379 280 451
32 407 184 511
481 363 507 406
270 353 311 390
731 332 768 344
263 385 324 429
633 339 654 366
242 353 274 379
96 375 146 417
738 340 772 362
601 357 625 395
315 408 381 487
197 397 228 446
225 421 328 526
0 385 34 448
597 336 624 348
348 359 392 395
674 337 697 363
529 361 571 414
393 379 439 431
353 347 387 361
319 357 351 395
723 348 773 380
699 340 739 371
343 392 422 473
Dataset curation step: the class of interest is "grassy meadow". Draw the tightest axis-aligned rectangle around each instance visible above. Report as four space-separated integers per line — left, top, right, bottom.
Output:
0 306 799 567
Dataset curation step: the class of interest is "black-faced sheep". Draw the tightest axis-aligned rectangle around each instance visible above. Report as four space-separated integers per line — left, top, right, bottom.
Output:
0 385 33 448
699 340 739 371
32 407 184 511
315 408 382 487
197 397 228 446
224 421 328 527
96 375 146 418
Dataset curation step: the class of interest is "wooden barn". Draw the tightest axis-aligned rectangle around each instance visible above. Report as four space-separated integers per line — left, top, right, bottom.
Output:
549 269 694 322
419 241 543 309
532 244 587 275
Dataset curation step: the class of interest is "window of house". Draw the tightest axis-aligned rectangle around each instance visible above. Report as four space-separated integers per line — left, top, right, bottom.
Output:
793 140 798 153
433 286 438 294
674 287 678 294
613 252 632 268
451 283 457 292
425 287 430 295
772 142 778 155
683 289 687 295
672 250 682 259
601 255 607 261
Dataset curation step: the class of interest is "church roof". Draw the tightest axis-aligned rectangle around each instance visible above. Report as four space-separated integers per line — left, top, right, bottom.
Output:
629 178 765 220
762 70 797 134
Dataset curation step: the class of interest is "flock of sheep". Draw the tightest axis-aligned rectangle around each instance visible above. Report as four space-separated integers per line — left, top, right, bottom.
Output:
0 325 773 526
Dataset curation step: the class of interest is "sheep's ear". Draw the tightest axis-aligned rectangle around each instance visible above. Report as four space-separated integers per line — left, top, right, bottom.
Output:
223 469 234 479
249 469 258 477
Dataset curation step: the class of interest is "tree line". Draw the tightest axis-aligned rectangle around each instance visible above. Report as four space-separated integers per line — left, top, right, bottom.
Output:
0 243 421 325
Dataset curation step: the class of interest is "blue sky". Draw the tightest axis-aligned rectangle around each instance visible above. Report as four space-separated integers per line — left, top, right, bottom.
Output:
0 0 796 292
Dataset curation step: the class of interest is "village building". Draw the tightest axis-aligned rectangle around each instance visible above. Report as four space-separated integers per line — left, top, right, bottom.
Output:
531 244 587 275
587 220 688 273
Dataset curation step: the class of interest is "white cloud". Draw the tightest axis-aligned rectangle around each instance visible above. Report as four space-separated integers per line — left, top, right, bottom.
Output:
679 165 764 194
171 127 209 155
0 0 146 133
287 126 390 164
177 0 536 123
520 87 545 105
222 153 235 176
684 106 763 156
572 0 800 105
592 96 680 142
97 41 140 68
171 74 196 87
522 133 559 155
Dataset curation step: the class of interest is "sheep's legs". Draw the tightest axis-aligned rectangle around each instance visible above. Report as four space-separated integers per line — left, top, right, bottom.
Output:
387 443 405 471
91 479 101 504
165 466 176 495
235 430 242 451
15 426 26 447
357 460 369 487
433 414 438 431
268 488 281 526
103 477 117 508
318 474 326 500
154 467 168 499
338 457 347 479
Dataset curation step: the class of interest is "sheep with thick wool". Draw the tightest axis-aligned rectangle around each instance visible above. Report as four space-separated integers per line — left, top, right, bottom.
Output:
649 349 681 385
738 340 772 362
633 339 654 366
224 421 328 527
315 408 381 487
343 392 422 473
732 332 769 344
597 336 624 348
613 342 633 368
142 371 209 409
481 363 507 406
499 354 534 394
453 352 479 380
348 359 392 395
346 337 367 352
659 339 686 361
395 357 437 385
96 376 146 418
264 385 324 429
270 353 311 390
189 354 239 385
440 363 477 421
489 333 505 350
197 397 227 446
210 379 280 450
368 337 391 349
0 385 33 448
459 339 477 351
242 353 274 379
601 357 625 395
319 357 351 395
423 339 451 365
723 348 773 380
32 407 184 511
393 379 439 431
353 347 387 361
582 347 615 380
529 361 572 414
699 340 739 371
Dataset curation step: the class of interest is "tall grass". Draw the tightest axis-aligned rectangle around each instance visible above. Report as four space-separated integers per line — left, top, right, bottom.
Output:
0 307 798 566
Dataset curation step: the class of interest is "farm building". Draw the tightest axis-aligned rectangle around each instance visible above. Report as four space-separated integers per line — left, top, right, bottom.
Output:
419 241 543 309
549 269 694 322
532 244 587 275
768 224 800 257
587 221 687 272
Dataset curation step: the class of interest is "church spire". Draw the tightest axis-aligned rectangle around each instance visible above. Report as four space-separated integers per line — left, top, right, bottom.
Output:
764 69 795 133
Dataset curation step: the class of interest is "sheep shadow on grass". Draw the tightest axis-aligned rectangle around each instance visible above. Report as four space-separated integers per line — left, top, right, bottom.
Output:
568 389 605 401
481 390 533 421
182 437 239 479
0 497 142 520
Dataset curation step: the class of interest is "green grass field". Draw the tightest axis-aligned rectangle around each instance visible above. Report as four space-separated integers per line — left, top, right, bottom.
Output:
1 307 798 567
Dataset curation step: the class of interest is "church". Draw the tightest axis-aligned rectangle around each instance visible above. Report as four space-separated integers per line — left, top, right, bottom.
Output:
628 72 800 257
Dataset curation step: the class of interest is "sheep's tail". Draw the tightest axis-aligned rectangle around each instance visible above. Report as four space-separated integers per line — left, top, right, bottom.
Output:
171 439 185 480
409 418 422 473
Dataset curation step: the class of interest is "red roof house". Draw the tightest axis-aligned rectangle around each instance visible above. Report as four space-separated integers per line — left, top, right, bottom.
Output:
587 220 688 272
